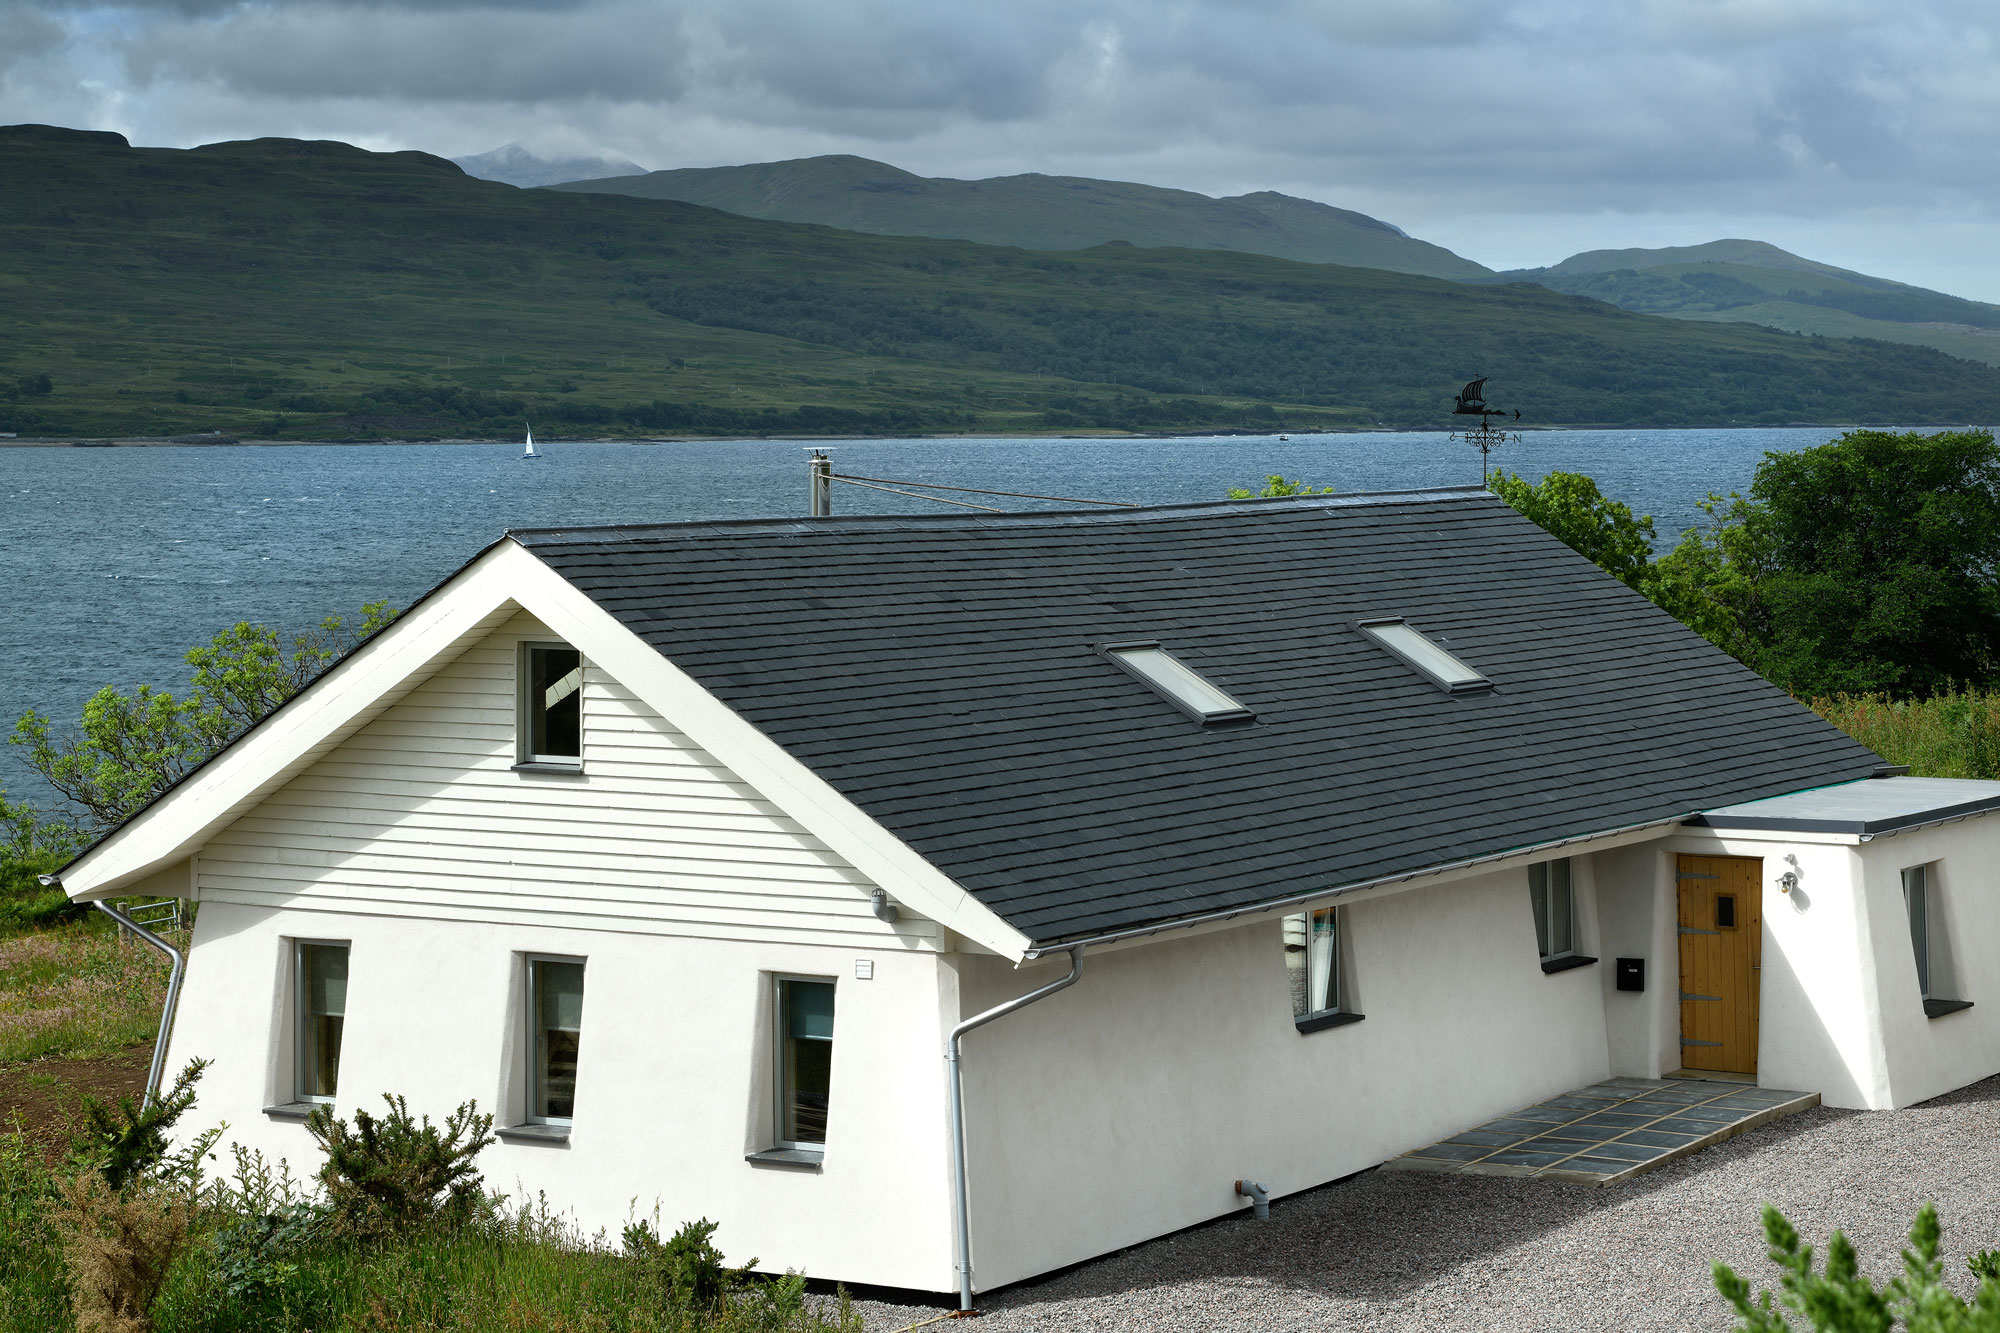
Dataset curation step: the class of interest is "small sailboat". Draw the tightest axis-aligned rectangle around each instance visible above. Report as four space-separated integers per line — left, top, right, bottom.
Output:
522 424 541 461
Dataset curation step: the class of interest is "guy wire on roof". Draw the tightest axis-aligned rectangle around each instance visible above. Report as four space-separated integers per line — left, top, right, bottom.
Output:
828 471 1141 508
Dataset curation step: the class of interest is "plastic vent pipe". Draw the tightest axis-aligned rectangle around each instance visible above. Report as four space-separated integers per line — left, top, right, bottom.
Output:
946 944 1084 1312
1235 1179 1270 1221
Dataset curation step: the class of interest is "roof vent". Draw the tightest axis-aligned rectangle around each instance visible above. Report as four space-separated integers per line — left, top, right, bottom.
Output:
1357 618 1490 694
1099 641 1254 725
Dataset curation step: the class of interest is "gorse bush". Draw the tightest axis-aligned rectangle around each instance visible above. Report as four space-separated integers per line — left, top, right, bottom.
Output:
305 1095 495 1242
69 1060 211 1193
46 1170 200 1333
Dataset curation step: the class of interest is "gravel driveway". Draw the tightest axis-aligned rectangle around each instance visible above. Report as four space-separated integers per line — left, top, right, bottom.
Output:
852 1075 2000 1332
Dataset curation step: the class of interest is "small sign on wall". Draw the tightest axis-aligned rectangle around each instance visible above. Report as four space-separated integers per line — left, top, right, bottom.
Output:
854 959 874 980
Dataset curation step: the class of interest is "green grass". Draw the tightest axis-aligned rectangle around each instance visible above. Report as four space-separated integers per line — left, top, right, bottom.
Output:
0 1124 860 1333
1679 301 2000 368
6 124 2000 440
1810 689 2000 780
0 918 172 1065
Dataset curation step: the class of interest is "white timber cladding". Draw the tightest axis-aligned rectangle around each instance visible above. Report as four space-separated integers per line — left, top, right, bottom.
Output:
199 610 937 951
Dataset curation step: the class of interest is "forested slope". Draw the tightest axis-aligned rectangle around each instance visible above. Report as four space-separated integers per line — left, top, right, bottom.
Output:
5 126 2000 440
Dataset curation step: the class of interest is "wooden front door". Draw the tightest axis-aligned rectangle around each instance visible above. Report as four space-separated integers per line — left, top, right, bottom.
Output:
1677 854 1763 1074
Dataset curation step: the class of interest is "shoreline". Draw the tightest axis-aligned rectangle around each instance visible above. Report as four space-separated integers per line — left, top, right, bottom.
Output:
0 422 1940 449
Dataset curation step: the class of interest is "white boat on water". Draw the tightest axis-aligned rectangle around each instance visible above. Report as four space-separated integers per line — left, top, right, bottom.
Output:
523 425 541 460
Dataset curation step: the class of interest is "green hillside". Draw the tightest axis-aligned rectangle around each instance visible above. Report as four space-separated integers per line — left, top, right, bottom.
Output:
548 154 1493 281
1504 240 2000 367
5 125 2000 441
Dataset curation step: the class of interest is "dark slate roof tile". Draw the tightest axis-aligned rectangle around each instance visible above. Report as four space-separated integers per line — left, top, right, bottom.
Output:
514 491 1882 945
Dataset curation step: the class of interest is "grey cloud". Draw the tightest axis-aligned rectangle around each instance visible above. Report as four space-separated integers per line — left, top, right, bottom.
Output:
3 0 1998 292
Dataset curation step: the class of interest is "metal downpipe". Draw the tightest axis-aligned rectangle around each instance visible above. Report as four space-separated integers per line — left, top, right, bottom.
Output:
91 899 187 1106
946 945 1084 1314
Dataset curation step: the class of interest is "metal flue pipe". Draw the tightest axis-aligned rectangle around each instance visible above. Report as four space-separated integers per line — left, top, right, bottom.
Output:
946 945 1084 1313
91 897 187 1105
809 451 832 517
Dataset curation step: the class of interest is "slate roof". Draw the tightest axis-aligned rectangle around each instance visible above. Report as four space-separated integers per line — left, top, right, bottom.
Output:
513 490 1884 947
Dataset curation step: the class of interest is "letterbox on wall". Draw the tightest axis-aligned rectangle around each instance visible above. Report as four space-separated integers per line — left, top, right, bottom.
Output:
1616 957 1645 992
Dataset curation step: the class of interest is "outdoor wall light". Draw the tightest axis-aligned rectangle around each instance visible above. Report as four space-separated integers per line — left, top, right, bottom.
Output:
1780 855 1809 912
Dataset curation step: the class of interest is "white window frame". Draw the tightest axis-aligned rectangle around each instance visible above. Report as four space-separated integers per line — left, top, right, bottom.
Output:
517 641 585 769
772 973 837 1152
524 953 586 1127
1299 906 1342 1018
1529 858 1575 964
292 938 350 1106
1096 640 1254 725
1356 617 1491 694
1903 864 1933 999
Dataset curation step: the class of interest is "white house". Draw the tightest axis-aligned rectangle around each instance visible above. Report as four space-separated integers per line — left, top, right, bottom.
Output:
48 488 2000 1304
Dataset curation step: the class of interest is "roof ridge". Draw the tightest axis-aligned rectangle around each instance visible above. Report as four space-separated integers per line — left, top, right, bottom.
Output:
508 486 1496 545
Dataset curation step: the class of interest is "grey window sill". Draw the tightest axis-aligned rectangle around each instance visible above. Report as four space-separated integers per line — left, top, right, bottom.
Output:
1541 954 1598 975
262 1102 316 1120
746 1148 824 1169
1925 998 1974 1020
1295 1011 1365 1035
512 761 584 776
497 1122 572 1144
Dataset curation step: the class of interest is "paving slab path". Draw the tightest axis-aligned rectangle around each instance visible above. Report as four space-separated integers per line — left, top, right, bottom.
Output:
852 1074 2000 1333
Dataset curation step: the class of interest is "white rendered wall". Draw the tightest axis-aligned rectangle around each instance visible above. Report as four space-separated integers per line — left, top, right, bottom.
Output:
1663 832 1888 1108
164 901 962 1290
952 862 1614 1292
1858 818 2000 1107
197 610 932 952
1593 844 1677 1078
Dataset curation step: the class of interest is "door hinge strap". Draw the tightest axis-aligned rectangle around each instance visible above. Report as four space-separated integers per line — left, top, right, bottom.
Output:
1680 1037 1723 1047
1676 872 1721 880
1679 926 1721 935
1680 992 1721 1003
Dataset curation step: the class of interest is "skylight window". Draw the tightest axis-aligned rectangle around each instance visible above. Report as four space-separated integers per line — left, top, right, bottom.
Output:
1357 618 1490 694
1100 641 1254 724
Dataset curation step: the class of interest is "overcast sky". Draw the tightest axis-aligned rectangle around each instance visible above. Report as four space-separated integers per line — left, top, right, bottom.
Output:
6 0 1998 299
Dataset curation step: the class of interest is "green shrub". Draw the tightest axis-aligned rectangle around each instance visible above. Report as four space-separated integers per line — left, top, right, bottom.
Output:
1715 1202 2000 1331
306 1095 494 1242
69 1061 213 1194
1811 690 2000 780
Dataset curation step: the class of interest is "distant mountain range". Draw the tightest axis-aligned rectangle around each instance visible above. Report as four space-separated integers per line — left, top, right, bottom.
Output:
7 124 2000 444
548 155 1490 282
453 142 646 189
551 156 2000 368
1497 240 2000 368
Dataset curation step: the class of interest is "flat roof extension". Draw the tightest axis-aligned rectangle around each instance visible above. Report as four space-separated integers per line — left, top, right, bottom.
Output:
1692 777 2000 838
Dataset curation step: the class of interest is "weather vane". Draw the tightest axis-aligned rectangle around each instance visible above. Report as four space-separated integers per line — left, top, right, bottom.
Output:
1448 376 1521 483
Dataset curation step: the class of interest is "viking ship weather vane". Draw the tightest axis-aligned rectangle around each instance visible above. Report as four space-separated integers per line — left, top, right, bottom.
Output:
1448 376 1522 483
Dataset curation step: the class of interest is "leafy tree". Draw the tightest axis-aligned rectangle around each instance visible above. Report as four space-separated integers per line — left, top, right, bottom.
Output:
1227 475 1336 499
1714 1201 2000 1331
1487 470 1658 590
10 603 398 834
1658 430 2000 696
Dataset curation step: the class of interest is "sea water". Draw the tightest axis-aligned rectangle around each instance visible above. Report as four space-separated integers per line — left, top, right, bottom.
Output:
0 427 1842 797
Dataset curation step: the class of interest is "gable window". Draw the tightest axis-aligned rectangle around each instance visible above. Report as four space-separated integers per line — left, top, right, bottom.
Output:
1529 858 1594 973
527 956 585 1124
518 643 583 767
1357 618 1490 694
295 941 348 1104
1903 865 1971 1018
775 976 836 1149
1098 640 1253 724
1283 907 1361 1033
